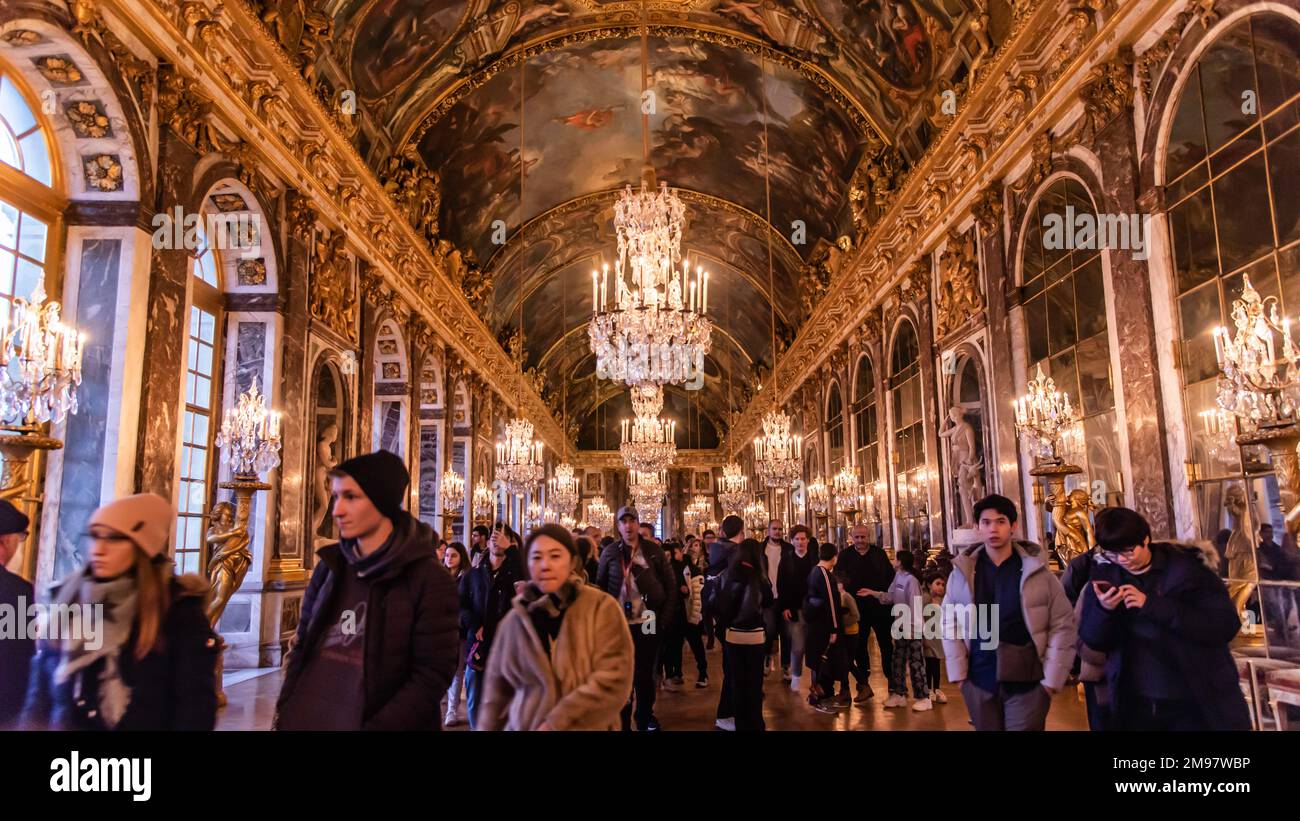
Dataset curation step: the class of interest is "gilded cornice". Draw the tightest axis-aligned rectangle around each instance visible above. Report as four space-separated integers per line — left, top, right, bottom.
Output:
97 0 566 453
572 450 729 470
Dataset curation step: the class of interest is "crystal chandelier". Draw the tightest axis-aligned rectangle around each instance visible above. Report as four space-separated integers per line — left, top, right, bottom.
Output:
833 464 861 516
560 513 577 530
629 469 667 519
525 498 544 530
495 417 544 494
586 0 712 389
753 409 802 488
0 281 86 424
620 385 677 472
1214 275 1300 427
587 496 613 532
806 475 830 518
472 477 495 523
1013 363 1079 463
214 378 282 477
717 462 748 515
743 495 769 533
683 494 712 534
1199 407 1238 462
441 468 466 516
548 461 580 519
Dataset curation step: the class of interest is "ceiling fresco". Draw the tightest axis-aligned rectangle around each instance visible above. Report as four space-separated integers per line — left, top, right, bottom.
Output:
327 0 975 444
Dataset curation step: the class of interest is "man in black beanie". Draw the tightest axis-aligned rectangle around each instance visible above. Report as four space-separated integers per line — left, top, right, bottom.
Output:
276 450 460 730
0 499 32 728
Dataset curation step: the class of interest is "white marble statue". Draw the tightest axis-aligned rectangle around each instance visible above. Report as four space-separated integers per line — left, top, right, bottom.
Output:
939 405 985 525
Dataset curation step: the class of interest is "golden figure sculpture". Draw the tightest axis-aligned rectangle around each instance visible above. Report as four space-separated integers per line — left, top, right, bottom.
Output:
311 422 339 547
310 232 356 340
205 501 252 627
1049 487 1095 564
1223 483 1257 615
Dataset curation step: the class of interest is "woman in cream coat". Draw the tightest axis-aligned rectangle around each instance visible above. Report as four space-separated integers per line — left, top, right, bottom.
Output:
478 524 634 731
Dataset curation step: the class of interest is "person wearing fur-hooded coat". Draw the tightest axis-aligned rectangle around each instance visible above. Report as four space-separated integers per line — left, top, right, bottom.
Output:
1079 507 1250 731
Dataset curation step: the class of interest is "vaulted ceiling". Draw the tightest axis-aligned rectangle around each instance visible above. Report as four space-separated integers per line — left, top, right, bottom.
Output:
327 0 976 448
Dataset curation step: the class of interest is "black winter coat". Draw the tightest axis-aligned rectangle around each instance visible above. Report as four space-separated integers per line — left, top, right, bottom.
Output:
276 514 460 731
459 546 526 651
1079 541 1251 731
776 548 817 618
715 563 773 632
835 544 894 618
0 566 34 728
802 564 842 637
22 575 218 731
596 539 679 632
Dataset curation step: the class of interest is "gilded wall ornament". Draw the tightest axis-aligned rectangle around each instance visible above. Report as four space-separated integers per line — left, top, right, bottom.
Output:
1079 49 1134 142
934 229 984 340
211 192 249 212
2 30 44 46
286 189 316 242
237 258 267 285
156 65 213 151
64 100 111 138
310 231 358 343
1137 0 1218 98
83 154 123 191
379 148 441 246
972 182 1005 236
34 55 85 85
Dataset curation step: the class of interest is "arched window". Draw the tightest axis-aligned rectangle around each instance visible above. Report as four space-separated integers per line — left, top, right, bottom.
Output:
852 355 879 490
176 221 224 575
1163 14 1300 611
891 320 927 552
0 68 59 326
1020 176 1120 497
825 382 844 470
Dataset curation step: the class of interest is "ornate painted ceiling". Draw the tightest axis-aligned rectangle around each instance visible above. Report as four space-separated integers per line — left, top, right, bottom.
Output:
326 0 979 446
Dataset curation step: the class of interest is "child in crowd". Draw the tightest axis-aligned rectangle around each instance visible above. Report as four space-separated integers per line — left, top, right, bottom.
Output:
922 572 948 704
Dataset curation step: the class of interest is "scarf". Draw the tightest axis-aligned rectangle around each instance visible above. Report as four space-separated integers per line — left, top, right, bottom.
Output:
52 567 139 728
519 576 582 655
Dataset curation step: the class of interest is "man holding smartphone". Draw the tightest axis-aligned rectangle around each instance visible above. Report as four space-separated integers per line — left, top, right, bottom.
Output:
941 494 1076 730
1079 507 1250 730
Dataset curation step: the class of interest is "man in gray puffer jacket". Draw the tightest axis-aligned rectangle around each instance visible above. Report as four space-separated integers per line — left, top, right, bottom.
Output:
942 494 1076 730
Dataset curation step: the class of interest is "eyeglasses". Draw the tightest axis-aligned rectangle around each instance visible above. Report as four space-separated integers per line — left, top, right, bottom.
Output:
1098 547 1138 562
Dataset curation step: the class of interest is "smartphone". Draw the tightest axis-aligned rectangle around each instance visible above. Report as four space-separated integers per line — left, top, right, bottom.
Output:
1093 580 1115 595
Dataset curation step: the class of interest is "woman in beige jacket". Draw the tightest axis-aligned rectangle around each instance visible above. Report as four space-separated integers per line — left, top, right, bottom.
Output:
478 524 635 730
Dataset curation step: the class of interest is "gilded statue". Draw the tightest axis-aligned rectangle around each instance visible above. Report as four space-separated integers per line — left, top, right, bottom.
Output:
311 422 339 546
205 501 252 627
1049 487 1096 565
1223 483 1256 615
939 406 985 524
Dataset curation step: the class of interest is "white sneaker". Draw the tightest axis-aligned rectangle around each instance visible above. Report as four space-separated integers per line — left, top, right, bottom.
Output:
883 694 907 708
911 698 933 712
933 689 948 704
444 710 459 727
715 717 736 731
790 677 801 692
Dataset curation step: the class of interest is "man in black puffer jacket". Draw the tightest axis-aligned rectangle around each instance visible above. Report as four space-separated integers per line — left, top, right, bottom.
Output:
276 450 460 731
1079 507 1250 731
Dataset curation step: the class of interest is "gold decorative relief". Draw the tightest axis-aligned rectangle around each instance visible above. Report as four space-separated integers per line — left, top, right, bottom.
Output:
934 229 984 341
34 55 85 85
237 258 267 285
65 100 111 138
83 154 123 191
310 231 357 343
